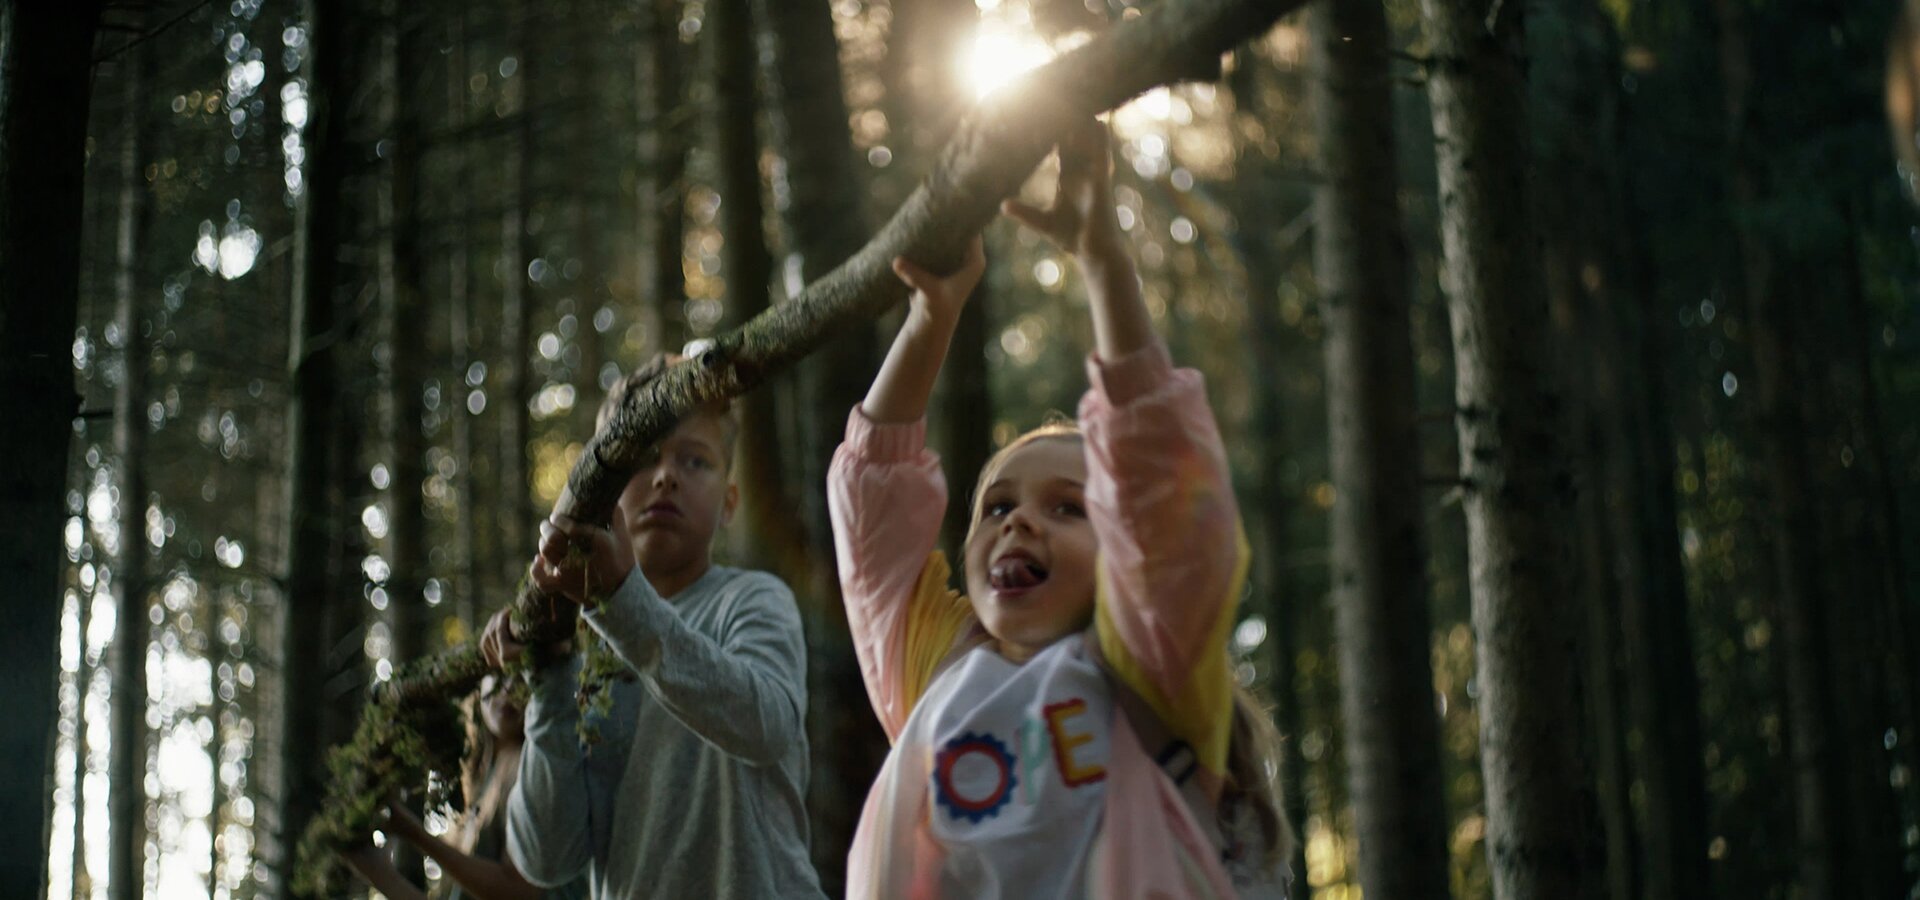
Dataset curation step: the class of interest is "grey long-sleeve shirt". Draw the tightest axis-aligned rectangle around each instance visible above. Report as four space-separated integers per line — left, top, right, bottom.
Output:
505 565 826 899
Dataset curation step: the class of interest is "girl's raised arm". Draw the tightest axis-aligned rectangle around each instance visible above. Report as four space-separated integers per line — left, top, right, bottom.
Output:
827 240 986 740
1008 123 1246 778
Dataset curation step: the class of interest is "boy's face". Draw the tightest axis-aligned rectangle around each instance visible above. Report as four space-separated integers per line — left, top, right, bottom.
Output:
615 410 738 585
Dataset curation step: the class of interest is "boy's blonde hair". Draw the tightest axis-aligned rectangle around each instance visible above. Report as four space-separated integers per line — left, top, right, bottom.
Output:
595 353 739 463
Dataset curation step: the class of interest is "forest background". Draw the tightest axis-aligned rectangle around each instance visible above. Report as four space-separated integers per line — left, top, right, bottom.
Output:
2 0 1917 898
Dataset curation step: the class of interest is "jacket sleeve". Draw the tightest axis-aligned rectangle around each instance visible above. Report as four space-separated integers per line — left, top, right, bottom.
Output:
581 568 808 766
1081 339 1249 776
826 407 977 741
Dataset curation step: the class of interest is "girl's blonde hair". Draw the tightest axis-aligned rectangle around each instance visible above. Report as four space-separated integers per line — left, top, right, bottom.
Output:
453 691 511 853
966 422 1293 866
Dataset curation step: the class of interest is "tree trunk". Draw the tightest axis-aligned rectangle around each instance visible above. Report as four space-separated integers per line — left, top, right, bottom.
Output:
500 0 540 594
447 9 482 634
1307 3 1452 897
637 0 689 357
0 2 102 893
379 3 433 887
108 15 156 900
278 1 355 895
713 0 811 583
1709 2 1848 897
756 0 889 888
1418 1 1605 897
299 0 1310 881
1224 50 1311 897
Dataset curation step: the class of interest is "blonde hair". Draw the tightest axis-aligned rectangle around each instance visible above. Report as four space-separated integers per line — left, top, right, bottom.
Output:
966 422 1292 864
454 692 508 853
595 352 739 458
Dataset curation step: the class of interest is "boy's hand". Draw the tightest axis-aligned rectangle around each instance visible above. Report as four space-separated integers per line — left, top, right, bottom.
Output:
479 607 572 671
891 236 985 328
1002 118 1123 261
530 509 637 607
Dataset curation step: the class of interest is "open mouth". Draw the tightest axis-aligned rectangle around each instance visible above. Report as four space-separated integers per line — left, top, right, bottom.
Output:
989 551 1049 592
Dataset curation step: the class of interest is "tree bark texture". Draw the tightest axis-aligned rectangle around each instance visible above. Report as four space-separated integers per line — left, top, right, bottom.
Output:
305 0 1308 879
278 1 355 895
1419 1 1606 897
0 2 102 895
1309 3 1454 898
108 15 156 900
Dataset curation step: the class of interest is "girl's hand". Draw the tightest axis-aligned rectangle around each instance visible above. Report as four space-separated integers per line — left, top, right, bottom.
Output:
891 236 986 328
529 509 637 607
1002 118 1123 262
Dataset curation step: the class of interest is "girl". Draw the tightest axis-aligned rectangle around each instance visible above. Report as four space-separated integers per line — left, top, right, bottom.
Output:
828 120 1291 899
341 674 583 900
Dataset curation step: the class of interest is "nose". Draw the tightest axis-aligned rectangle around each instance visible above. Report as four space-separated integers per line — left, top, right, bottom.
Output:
1000 506 1037 536
650 458 678 491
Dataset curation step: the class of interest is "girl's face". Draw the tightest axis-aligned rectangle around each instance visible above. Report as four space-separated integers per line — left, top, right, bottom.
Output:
963 437 1098 662
479 674 524 739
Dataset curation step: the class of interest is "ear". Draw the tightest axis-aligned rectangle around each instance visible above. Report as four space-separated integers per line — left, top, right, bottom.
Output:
721 482 739 525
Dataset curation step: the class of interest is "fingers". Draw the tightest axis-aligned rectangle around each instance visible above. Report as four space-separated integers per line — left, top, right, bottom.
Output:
891 255 938 293
1001 199 1057 237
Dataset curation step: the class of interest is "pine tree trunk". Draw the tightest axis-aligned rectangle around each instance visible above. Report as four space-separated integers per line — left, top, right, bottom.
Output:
637 0 689 357
1306 3 1452 897
500 0 540 594
1709 3 1848 897
379 4 433 887
447 9 482 633
713 0 810 582
278 1 354 895
0 2 102 893
108 16 155 899
756 0 889 889
1418 1 1605 897
1223 50 1311 897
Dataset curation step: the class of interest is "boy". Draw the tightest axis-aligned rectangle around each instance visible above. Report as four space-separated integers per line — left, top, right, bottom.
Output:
480 355 826 899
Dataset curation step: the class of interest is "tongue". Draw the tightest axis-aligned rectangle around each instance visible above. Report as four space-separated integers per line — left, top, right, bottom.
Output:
991 559 1045 589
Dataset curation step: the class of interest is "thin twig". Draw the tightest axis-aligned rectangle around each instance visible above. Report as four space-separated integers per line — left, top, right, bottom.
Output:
92 0 219 65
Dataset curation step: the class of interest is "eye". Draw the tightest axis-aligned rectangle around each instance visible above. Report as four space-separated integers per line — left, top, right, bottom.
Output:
982 500 1013 519
682 451 714 471
1054 501 1086 518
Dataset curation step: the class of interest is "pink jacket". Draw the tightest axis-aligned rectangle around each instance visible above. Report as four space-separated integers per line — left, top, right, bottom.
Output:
828 341 1252 899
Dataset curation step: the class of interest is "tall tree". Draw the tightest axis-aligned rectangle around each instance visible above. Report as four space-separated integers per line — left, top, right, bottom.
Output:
1307 2 1452 897
1221 44 1316 895
0 3 103 893
1418 0 1605 897
1709 2 1848 897
500 0 540 589
755 0 889 889
378 3 433 887
278 1 355 895
447 9 483 632
1531 4 1710 896
108 14 156 900
712 0 809 581
636 0 690 358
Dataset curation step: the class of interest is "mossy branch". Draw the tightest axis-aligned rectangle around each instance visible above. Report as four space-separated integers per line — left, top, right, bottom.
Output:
295 0 1305 888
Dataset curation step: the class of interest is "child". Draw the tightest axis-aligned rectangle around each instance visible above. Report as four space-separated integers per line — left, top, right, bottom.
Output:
828 122 1290 898
338 673 584 900
479 356 826 899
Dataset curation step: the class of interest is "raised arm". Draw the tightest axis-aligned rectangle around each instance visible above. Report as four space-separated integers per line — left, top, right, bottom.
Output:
825 240 986 739
1008 121 1246 775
